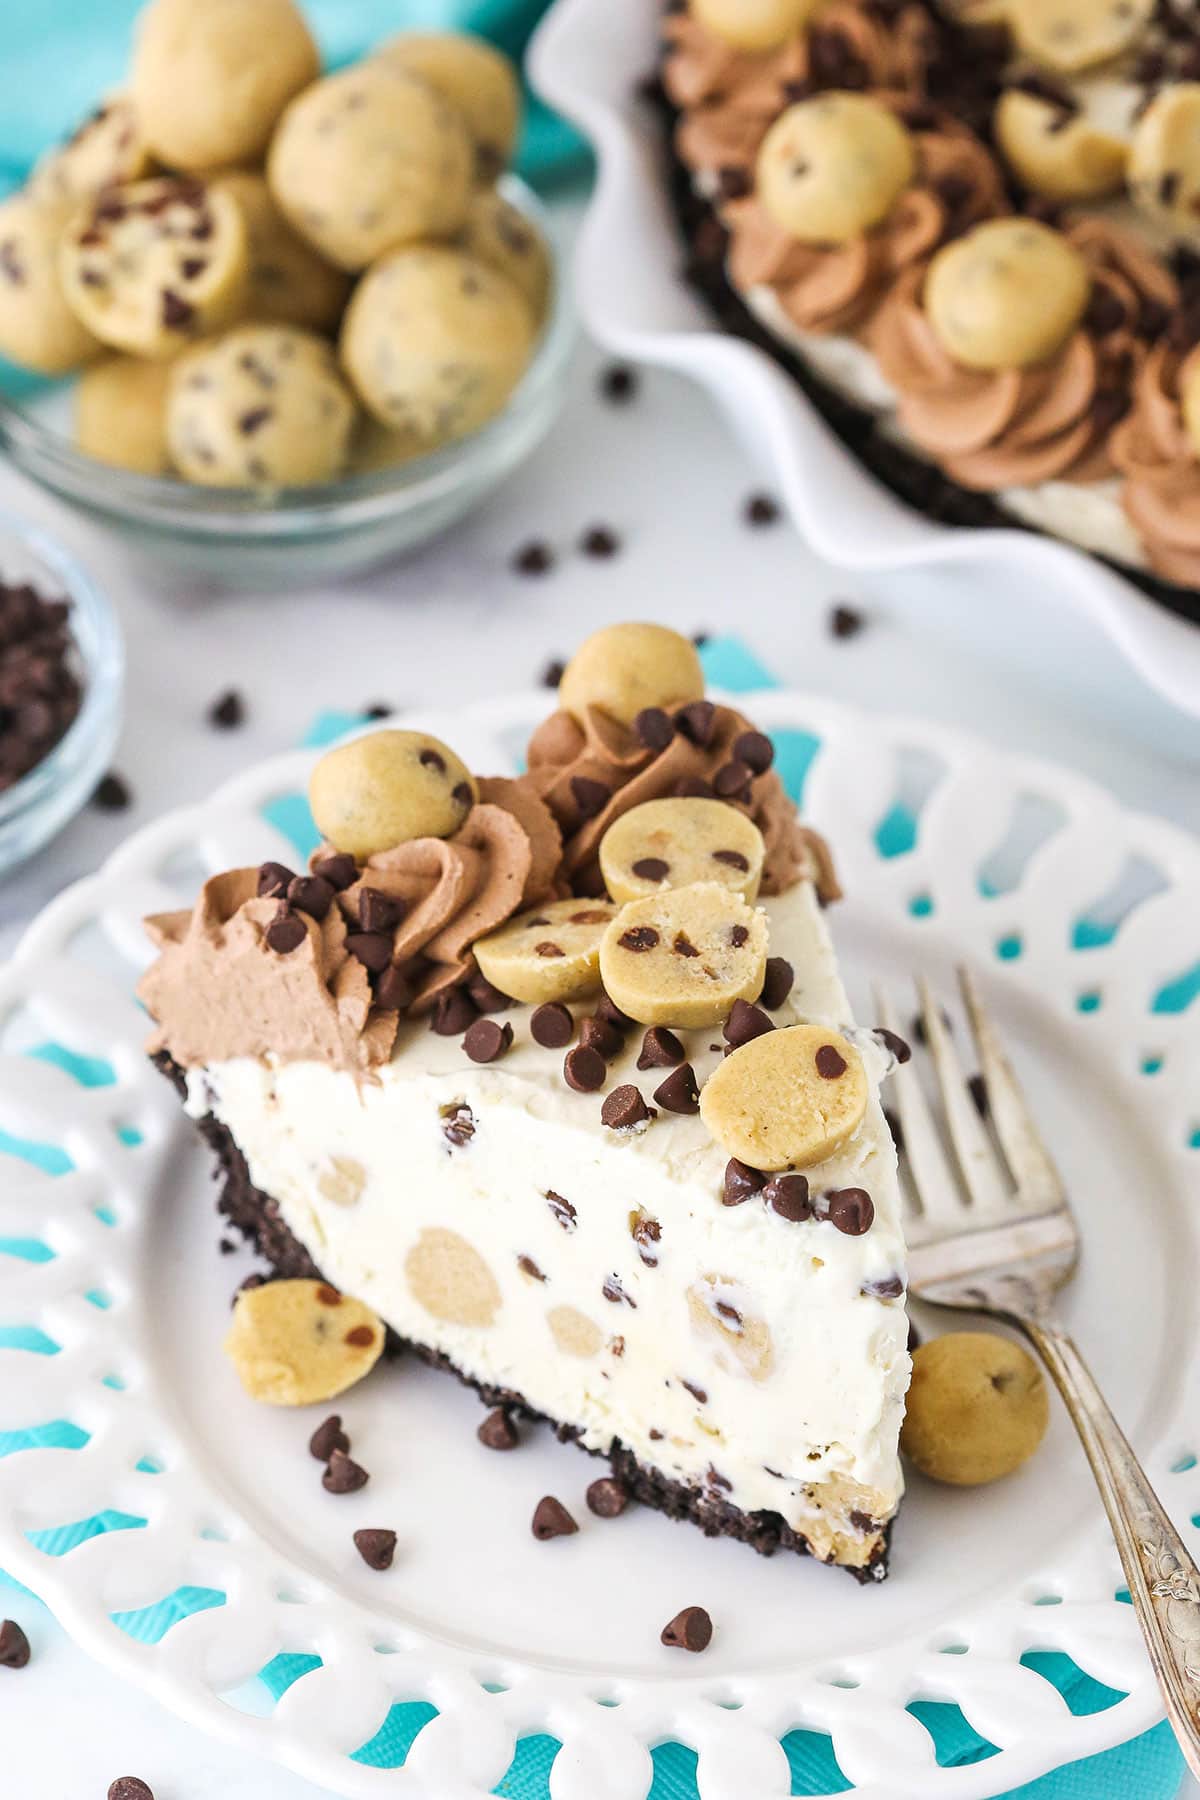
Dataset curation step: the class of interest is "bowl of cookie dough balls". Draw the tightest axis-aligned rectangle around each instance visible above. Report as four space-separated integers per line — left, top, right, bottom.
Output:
0 0 571 586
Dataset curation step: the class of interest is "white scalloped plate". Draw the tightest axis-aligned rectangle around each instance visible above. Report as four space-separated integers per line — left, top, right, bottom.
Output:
0 688 1198 1800
528 0 1200 725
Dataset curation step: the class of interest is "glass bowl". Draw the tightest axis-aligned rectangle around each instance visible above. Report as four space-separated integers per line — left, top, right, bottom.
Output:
0 514 124 875
0 179 573 589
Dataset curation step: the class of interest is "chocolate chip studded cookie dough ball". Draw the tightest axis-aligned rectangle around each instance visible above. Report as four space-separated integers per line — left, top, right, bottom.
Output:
600 883 767 1028
693 0 824 51
1008 0 1154 74
1179 356 1200 456
167 325 356 488
60 177 248 360
0 192 99 376
31 96 152 209
212 172 349 334
924 218 1090 371
558 623 705 727
458 189 552 320
756 95 916 244
131 0 319 172
340 246 535 449
375 32 522 184
700 1022 868 1170
901 1332 1049 1485
309 729 478 859
600 798 765 905
268 63 474 273
994 90 1127 203
474 897 618 1004
1130 85 1200 236
76 355 174 475
225 1278 385 1406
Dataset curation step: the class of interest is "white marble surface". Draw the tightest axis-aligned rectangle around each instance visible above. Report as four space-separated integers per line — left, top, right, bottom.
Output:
0 295 1197 1795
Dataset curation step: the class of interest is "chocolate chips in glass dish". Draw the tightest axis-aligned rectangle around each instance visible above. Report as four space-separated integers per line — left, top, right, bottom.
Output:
0 578 83 793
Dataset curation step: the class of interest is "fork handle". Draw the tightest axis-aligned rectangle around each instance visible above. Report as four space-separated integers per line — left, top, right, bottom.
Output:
1018 1317 1200 1777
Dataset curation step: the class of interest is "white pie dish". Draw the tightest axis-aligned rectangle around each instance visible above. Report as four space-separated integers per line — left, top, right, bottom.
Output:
528 0 1200 725
0 685 1197 1798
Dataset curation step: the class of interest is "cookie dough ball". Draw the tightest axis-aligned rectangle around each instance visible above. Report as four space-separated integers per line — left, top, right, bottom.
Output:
474 897 617 1004
1130 85 1200 237
458 189 552 319
76 355 174 475
348 414 425 475
340 245 534 449
167 325 356 488
375 32 522 184
700 1021 867 1169
0 191 99 376
600 883 767 1028
31 96 153 209
60 177 248 360
600 798 765 904
131 0 319 171
692 0 823 51
924 218 1090 371
212 171 349 333
268 63 473 273
994 90 1127 202
309 729 478 859
901 1332 1049 1485
225 1278 385 1406
756 95 916 244
559 624 705 727
1180 355 1200 457
1009 0 1154 74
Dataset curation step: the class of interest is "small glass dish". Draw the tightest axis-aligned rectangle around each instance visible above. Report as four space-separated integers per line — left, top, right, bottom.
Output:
0 178 573 589
0 514 124 875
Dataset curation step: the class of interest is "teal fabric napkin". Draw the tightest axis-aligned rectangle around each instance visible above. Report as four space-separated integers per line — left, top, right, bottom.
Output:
0 0 587 200
0 637 1184 1798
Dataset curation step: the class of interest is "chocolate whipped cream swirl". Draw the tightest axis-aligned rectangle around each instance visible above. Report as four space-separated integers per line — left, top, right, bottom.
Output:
869 219 1179 489
722 125 1004 336
1110 343 1200 585
519 700 839 902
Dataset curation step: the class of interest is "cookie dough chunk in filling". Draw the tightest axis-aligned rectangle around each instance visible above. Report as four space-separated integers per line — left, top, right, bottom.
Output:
0 191 100 376
167 325 357 488
60 177 249 360
340 245 535 450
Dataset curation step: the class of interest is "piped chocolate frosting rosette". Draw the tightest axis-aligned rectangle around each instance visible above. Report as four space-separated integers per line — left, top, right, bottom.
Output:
1110 342 1200 585
868 215 1178 489
719 92 1005 336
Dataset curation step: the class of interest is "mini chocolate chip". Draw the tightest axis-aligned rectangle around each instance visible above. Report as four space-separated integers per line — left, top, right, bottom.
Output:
540 655 566 687
661 1605 712 1651
816 1043 847 1078
571 775 610 818
452 781 473 807
257 859 296 898
672 932 699 958
729 923 749 947
418 746 446 773
353 1527 396 1570
825 1187 874 1235
634 706 675 751
862 1274 904 1298
874 1026 911 1064
287 874 334 921
208 688 244 728
344 930 392 973
464 1018 513 1063
632 856 670 881
478 1407 519 1450
580 524 621 558
969 1072 989 1116
619 925 659 951
723 998 773 1047
596 994 634 1030
92 771 131 811
830 603 865 639
431 987 478 1035
602 1083 652 1128
466 972 510 1013
531 1001 574 1047
764 1172 811 1221
744 492 779 526
309 1415 349 1462
374 965 413 1012
564 1044 606 1091
531 1495 577 1540
674 775 715 799
711 848 749 871
0 1619 30 1668
759 956 794 1009
535 940 564 958
637 1025 684 1068
713 758 753 799
238 405 272 436
723 1157 766 1205
732 729 773 773
674 699 717 746
580 1014 623 1058
512 540 555 576
442 1101 475 1146
681 1377 708 1404
546 1189 577 1230
587 1476 629 1518
322 1449 369 1494
362 701 392 719
161 287 194 329
312 851 357 891
654 1063 700 1114
107 1782 154 1800
359 887 404 934
266 911 307 955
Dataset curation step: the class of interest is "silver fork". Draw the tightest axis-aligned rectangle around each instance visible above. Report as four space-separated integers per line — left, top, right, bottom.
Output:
877 966 1200 1777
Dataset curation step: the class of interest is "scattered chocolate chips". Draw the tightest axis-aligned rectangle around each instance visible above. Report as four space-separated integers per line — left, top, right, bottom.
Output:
732 729 773 773
580 1013 623 1058
531 1495 578 1540
265 911 307 955
723 999 773 1048
637 1025 684 1069
441 1101 476 1147
599 363 637 403
815 1043 848 1079
430 986 478 1035
634 705 675 751
596 993 634 1031
571 774 610 818
207 688 244 728
0 1619 30 1669
619 924 659 952
674 698 717 746
464 1018 513 1063
713 758 753 800
375 965 413 1012
107 1782 154 1800
632 855 670 881
743 492 780 527
466 971 509 1013
723 1157 766 1205
362 701 393 719
829 603 865 640
968 1072 989 1117
874 1026 912 1064
512 540 555 576
344 929 392 973
764 1172 811 1221
564 1043 606 1092
862 1274 904 1299
478 1407 519 1450
257 859 295 898
358 887 404 934
587 1476 629 1518
309 1414 349 1463
661 1605 713 1652
312 851 357 891
531 1001 574 1048
601 1083 653 1129
823 1187 875 1236
654 1062 700 1114
288 874 334 921
579 524 621 558
323 1448 369 1494
546 1189 577 1231
540 656 566 688
92 771 131 811
759 956 794 1010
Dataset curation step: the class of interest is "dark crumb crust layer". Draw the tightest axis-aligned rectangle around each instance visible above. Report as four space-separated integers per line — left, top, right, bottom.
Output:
654 85 1200 629
156 1051 890 1584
